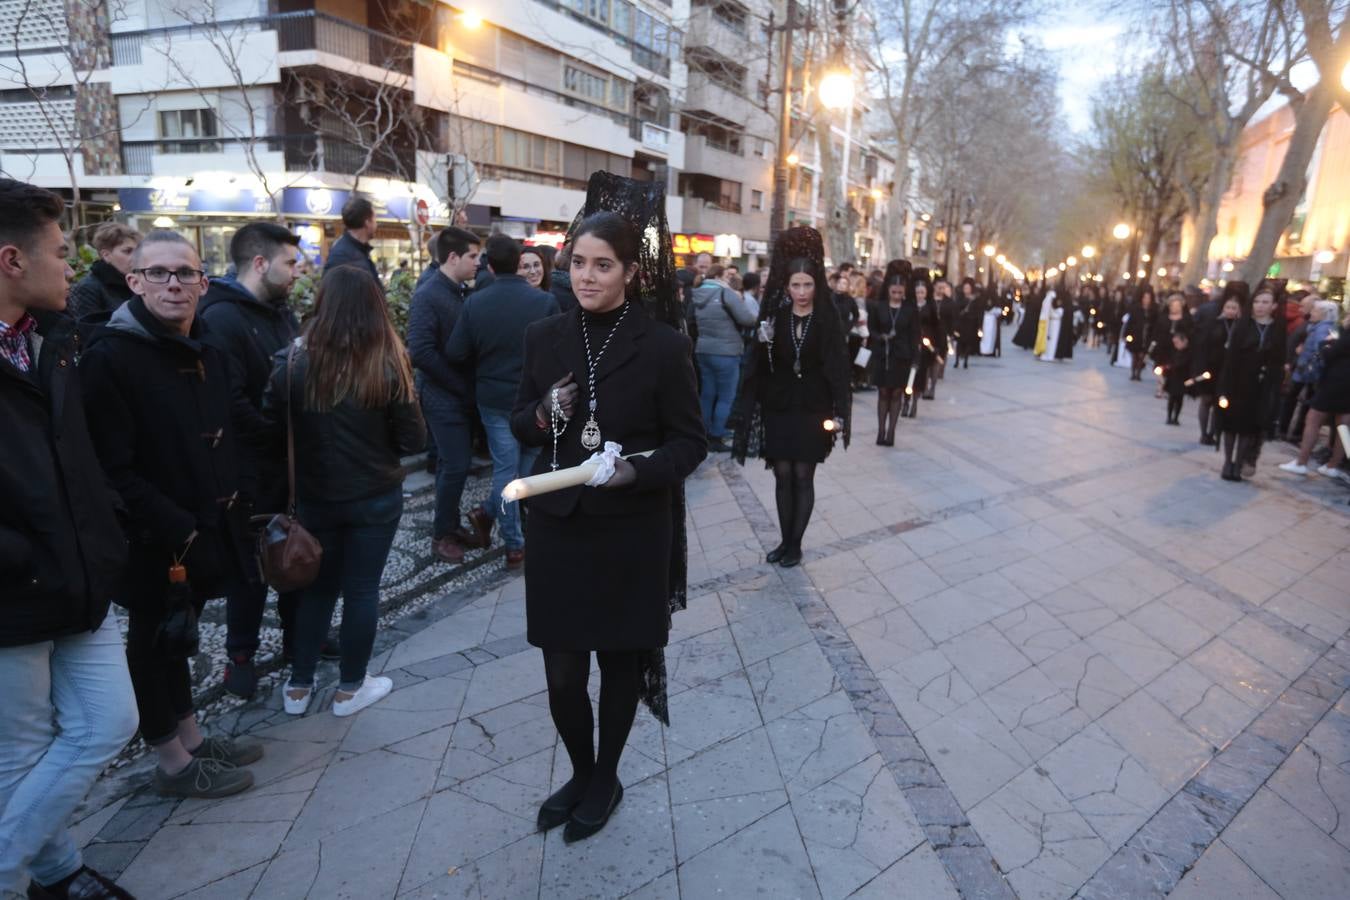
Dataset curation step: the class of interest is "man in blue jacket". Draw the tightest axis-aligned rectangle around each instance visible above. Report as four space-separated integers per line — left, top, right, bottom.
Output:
408 227 481 564
445 235 558 568
0 179 139 899
199 222 301 698
324 196 381 285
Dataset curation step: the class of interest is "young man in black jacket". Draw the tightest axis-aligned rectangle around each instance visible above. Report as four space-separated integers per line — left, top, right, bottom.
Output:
445 235 558 568
324 195 381 284
198 222 301 698
0 180 139 900
81 230 263 801
408 227 482 564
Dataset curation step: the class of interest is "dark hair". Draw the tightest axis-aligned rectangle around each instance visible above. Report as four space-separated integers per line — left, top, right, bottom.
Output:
0 178 64 252
230 222 299 270
786 257 816 280
573 211 640 267
341 196 375 230
482 234 522 274
306 267 415 410
433 226 479 264
742 270 760 291
92 222 141 253
519 245 552 285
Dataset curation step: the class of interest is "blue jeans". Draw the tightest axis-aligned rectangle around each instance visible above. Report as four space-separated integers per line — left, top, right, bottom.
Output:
479 406 539 551
697 353 741 439
0 616 138 891
291 488 402 691
422 390 473 539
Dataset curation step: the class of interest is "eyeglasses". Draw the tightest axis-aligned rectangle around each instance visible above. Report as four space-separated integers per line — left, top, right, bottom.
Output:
134 266 205 285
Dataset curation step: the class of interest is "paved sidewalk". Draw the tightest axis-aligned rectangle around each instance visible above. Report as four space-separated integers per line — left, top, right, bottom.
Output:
70 346 1350 899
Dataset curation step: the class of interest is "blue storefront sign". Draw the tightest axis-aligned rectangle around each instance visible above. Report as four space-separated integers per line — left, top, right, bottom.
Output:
118 187 275 215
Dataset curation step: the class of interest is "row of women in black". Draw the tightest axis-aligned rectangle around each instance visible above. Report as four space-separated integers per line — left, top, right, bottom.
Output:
864 265 946 444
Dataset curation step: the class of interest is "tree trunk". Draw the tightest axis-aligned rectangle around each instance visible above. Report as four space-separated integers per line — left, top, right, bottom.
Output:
1238 82 1336 286
1181 141 1237 286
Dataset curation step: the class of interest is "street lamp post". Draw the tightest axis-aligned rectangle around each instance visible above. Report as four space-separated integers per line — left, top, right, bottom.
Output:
769 1 798 245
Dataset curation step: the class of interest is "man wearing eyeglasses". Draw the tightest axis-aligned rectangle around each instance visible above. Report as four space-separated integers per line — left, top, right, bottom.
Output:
80 230 264 801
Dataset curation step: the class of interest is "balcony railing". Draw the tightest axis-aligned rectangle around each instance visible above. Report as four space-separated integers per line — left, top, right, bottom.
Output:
119 134 413 179
628 119 671 153
110 11 413 76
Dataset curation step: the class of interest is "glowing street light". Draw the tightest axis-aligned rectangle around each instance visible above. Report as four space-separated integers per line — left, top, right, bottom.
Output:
1067 255 1078 267
996 253 1006 265
786 152 799 166
1342 60 1350 93
870 188 883 201
1081 245 1097 259
1314 249 1335 265
1113 223 1131 240
817 69 855 111
982 244 996 258
1136 269 1147 278
459 10 483 27
1156 267 1167 278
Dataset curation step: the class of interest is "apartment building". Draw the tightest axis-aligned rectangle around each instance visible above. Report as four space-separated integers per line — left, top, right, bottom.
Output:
0 0 687 273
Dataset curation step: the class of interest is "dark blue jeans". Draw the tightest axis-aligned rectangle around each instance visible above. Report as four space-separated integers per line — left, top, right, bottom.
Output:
291 487 402 691
422 389 473 539
697 353 741 439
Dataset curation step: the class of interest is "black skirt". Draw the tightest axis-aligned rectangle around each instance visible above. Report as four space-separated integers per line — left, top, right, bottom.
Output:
524 502 672 651
868 344 912 388
762 409 833 463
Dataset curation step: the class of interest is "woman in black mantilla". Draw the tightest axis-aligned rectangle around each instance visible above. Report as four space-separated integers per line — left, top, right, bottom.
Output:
867 263 917 446
732 226 851 567
908 268 944 413
510 191 706 841
1216 286 1284 481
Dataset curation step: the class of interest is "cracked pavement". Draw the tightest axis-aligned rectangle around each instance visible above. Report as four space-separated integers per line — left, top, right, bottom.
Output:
62 347 1350 898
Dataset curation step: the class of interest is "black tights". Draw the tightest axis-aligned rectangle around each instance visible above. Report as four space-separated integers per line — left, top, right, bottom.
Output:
1221 431 1260 473
772 460 817 552
1197 396 1215 440
876 388 904 442
542 649 641 819
1130 351 1146 380
1166 393 1183 423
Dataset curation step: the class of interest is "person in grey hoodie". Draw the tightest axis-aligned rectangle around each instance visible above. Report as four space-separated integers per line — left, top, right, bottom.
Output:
692 264 757 451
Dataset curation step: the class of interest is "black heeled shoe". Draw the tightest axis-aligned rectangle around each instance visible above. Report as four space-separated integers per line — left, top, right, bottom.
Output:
766 545 787 564
537 780 588 832
563 781 623 844
779 546 803 568
1221 461 1240 482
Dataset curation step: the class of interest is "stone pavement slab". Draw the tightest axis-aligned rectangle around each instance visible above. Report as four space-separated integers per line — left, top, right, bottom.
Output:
72 346 1350 899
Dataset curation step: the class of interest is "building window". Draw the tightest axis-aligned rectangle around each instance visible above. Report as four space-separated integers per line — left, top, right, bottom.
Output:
159 108 219 153
564 64 609 104
751 189 763 210
754 138 768 158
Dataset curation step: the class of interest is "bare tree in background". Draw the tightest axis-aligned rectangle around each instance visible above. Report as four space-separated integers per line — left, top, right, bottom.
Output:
0 0 142 231
1237 0 1349 284
1159 0 1303 285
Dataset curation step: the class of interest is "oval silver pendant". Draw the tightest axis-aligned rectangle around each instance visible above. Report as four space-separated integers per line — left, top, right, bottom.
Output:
580 417 602 451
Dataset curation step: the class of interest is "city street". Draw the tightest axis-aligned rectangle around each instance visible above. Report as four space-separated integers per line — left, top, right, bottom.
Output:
72 345 1350 900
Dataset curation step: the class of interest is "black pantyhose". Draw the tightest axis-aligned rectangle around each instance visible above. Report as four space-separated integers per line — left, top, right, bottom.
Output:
772 460 817 552
1197 396 1215 440
875 388 903 444
1166 394 1183 423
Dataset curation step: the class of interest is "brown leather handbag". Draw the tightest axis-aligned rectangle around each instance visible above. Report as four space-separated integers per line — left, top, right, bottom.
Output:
257 344 322 592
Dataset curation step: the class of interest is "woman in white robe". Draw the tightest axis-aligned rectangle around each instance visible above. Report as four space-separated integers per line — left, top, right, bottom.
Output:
980 303 1000 356
1036 290 1062 361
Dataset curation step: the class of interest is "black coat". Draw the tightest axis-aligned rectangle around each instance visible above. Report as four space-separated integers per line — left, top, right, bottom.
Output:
1192 317 1237 396
408 269 473 417
445 273 559 411
866 300 916 386
1124 303 1155 352
325 232 381 284
261 344 425 505
510 304 706 651
1218 317 1286 434
80 298 258 606
68 260 135 322
955 295 984 356
0 317 127 647
1312 331 1350 413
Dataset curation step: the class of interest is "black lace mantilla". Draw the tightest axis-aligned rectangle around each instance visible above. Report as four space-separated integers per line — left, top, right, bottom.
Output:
566 171 687 725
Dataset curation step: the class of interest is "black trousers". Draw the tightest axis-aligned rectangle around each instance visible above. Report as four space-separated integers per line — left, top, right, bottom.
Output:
225 581 298 659
127 598 205 745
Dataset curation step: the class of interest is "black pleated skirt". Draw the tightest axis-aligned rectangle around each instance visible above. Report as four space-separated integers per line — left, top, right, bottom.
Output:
762 409 833 463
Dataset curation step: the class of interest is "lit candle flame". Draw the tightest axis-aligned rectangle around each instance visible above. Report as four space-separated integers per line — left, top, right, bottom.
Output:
1096 322 1104 329
1090 308 1097 315
1218 396 1229 409
1126 336 1133 343
922 338 932 349
978 331 984 338
1003 307 1010 315
822 419 836 432
1153 366 1163 376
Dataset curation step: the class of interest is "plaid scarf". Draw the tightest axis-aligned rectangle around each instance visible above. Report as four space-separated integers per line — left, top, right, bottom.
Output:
0 313 36 373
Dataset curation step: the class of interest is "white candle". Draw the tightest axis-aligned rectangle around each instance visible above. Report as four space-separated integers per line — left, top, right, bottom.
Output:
1337 424 1350 455
905 365 917 396
502 450 654 502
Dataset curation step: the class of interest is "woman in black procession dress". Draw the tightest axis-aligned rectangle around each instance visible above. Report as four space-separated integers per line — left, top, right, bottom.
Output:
910 269 944 411
732 226 851 568
1194 281 1248 446
1124 286 1156 381
1216 287 1285 481
867 269 917 446
510 201 706 842
1150 293 1192 398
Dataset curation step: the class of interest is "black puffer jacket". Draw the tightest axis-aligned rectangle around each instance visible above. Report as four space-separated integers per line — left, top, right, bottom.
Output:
80 298 258 607
68 260 135 321
0 316 127 647
260 343 425 505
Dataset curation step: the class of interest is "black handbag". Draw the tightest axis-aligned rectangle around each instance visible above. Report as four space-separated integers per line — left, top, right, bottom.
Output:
154 553 200 659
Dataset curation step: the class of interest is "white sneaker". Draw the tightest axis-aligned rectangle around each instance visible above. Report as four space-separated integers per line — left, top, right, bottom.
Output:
332 675 393 718
1317 465 1350 483
1278 460 1309 475
283 681 312 716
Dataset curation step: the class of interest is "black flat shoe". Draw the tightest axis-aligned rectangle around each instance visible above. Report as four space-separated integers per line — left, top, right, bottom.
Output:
766 545 787 564
537 781 587 832
779 548 803 568
563 782 623 844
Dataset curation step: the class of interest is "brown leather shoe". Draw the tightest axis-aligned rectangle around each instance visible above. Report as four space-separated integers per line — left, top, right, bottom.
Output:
506 548 525 569
466 508 493 549
451 525 488 550
432 537 464 564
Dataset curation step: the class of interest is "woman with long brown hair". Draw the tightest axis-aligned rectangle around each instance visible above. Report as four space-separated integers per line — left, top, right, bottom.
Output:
263 266 425 718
